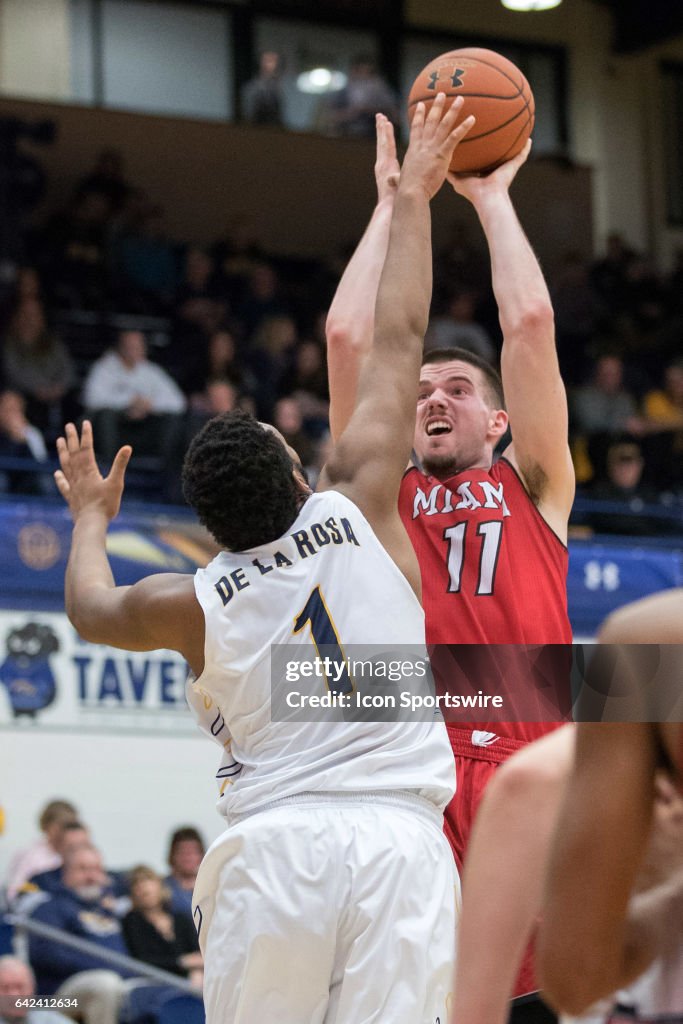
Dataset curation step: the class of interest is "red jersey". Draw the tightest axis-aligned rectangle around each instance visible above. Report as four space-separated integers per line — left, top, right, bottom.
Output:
399 457 572 744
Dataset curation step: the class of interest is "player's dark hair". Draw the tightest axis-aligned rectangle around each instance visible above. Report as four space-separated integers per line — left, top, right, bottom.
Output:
183 412 301 551
167 827 205 866
422 347 505 408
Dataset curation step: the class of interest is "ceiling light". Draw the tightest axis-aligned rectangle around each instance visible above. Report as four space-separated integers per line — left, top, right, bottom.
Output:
501 0 562 10
296 68 347 94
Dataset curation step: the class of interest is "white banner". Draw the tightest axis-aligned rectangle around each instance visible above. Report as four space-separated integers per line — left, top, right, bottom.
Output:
0 611 194 734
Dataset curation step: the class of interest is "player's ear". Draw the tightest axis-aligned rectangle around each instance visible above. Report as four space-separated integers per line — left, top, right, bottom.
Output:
488 408 509 441
292 463 312 497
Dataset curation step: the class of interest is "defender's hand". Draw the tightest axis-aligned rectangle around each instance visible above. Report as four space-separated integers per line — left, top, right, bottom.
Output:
401 94 476 201
55 420 131 524
374 113 400 203
447 138 532 203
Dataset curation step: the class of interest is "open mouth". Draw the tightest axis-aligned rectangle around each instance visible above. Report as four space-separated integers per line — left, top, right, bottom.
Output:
426 420 452 437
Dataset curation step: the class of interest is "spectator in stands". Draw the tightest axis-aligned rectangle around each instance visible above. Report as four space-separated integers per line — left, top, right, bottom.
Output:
248 314 298 418
122 866 202 984
237 263 287 338
75 149 130 214
175 248 227 339
113 206 176 314
572 354 641 436
184 328 253 398
211 216 265 304
2 300 76 434
281 339 328 407
273 396 316 469
186 379 239 447
551 251 602 385
642 357 683 490
241 51 284 126
42 192 111 309
590 232 634 321
0 956 70 1024
82 329 186 493
164 828 204 922
22 822 91 897
323 55 398 138
588 438 660 536
0 391 48 496
27 846 141 1024
6 801 77 902
424 289 495 363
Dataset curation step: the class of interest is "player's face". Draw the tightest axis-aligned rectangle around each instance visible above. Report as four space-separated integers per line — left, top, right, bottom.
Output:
415 361 506 477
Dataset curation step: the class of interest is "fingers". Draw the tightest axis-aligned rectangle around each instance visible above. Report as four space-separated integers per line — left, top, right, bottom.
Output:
409 101 426 140
424 90 447 130
80 419 94 452
53 469 70 502
108 445 132 490
446 112 476 150
56 435 70 475
65 422 80 456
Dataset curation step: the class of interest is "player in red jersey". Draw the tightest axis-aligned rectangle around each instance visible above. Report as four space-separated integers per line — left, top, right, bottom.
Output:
326 115 575 1020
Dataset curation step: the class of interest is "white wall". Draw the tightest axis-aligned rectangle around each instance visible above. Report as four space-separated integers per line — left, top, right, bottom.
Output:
0 0 71 101
0 729 224 881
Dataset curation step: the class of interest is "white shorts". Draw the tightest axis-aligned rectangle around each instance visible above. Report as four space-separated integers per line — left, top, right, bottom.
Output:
193 792 460 1024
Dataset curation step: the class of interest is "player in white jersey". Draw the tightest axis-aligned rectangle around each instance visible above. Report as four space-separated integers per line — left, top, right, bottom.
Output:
54 94 476 1024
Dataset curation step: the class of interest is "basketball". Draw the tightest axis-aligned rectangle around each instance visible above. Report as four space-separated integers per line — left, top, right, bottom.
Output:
407 48 535 174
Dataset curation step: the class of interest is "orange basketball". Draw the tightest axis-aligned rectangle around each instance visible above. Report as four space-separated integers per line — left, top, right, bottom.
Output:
407 48 535 174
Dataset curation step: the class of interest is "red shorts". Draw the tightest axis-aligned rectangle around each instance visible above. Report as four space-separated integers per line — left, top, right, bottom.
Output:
444 726 538 1000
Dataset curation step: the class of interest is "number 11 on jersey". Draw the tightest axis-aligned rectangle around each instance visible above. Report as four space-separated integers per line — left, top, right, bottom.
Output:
443 520 503 595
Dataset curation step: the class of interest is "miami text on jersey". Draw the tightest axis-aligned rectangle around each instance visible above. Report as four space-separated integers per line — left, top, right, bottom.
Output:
412 480 511 518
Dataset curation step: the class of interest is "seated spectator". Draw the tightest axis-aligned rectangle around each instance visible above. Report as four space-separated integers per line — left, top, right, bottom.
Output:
241 51 284 126
0 956 70 1024
0 391 49 496
2 299 76 435
184 328 254 399
588 439 660 536
572 353 642 437
164 828 205 922
211 216 265 304
113 206 177 314
237 263 287 338
551 251 602 385
75 149 131 214
175 248 227 341
21 822 91 898
280 339 329 412
41 192 111 309
248 315 298 418
27 846 142 1024
323 55 398 138
424 290 495 364
6 800 77 902
642 358 683 491
273 396 316 469
0 267 43 332
82 329 186 494
122 866 202 985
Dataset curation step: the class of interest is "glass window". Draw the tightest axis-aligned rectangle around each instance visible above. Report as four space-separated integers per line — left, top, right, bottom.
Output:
69 0 96 104
662 64 683 226
101 0 232 120
253 17 381 133
401 35 566 154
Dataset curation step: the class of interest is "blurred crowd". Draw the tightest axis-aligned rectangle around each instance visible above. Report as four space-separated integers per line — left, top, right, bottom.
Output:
0 137 681 536
1 800 206 1024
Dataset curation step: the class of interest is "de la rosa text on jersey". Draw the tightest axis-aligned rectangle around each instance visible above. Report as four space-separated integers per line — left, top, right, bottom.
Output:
214 514 360 605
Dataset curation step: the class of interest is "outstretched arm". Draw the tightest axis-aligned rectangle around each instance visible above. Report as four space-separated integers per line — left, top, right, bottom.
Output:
539 722 659 1015
321 98 475 529
448 148 574 542
325 115 399 441
56 421 204 672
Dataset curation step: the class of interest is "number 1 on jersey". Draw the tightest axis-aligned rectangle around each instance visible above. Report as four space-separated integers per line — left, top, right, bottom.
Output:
443 520 503 596
293 585 354 695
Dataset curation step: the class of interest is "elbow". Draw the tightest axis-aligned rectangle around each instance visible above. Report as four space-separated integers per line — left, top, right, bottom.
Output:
539 946 609 1016
326 318 357 354
507 301 555 338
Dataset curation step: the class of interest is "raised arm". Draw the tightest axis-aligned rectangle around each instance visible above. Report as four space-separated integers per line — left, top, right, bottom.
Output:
55 421 204 674
448 147 574 542
321 97 474 526
325 115 399 441
538 722 660 1015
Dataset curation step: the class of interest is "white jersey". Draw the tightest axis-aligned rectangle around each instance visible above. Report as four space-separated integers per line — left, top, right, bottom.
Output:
189 489 455 819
